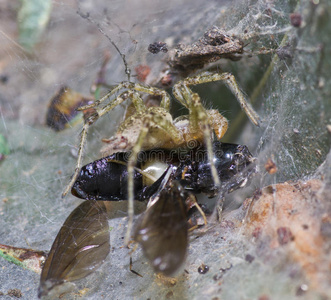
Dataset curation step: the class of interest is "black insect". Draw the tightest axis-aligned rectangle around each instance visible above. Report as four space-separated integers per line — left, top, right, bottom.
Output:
132 142 255 275
71 141 255 202
38 141 256 296
70 141 255 275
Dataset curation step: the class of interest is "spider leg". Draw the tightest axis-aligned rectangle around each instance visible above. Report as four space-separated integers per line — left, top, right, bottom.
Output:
173 71 261 126
174 84 221 189
76 80 169 111
80 81 171 111
189 91 221 188
62 113 96 197
124 111 183 245
125 114 151 245
77 83 128 110
62 92 137 197
174 72 260 223
129 83 171 111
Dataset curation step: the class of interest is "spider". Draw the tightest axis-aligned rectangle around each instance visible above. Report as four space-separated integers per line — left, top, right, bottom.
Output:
62 71 260 243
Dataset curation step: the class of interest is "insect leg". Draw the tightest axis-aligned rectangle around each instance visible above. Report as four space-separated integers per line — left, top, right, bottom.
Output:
188 193 207 226
129 257 143 277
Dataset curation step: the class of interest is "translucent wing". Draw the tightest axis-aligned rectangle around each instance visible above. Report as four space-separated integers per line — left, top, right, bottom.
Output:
134 178 188 276
38 200 110 297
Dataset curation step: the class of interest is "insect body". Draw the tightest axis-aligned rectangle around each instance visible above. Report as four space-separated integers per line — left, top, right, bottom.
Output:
71 151 170 201
71 141 255 202
67 141 256 276
42 69 259 293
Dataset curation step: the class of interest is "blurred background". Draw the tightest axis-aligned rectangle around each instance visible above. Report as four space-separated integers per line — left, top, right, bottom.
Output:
0 0 330 299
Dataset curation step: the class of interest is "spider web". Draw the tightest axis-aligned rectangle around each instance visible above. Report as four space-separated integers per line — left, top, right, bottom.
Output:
0 0 330 299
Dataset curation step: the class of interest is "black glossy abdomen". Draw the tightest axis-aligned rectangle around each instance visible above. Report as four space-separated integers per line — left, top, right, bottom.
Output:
71 154 143 201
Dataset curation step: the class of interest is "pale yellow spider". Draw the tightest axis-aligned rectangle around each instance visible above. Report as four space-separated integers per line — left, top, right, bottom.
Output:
62 71 260 243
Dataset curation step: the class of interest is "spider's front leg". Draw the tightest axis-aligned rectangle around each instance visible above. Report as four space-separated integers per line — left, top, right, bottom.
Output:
125 114 151 245
78 81 172 111
62 91 135 197
172 71 260 218
77 82 130 111
62 111 98 197
173 82 222 191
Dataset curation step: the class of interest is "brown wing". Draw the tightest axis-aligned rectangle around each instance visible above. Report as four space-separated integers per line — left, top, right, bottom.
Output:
134 179 188 276
39 200 110 297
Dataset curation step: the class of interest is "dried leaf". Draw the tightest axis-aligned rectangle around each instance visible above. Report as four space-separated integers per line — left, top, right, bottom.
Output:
0 244 46 274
